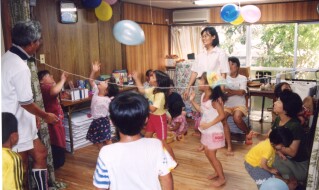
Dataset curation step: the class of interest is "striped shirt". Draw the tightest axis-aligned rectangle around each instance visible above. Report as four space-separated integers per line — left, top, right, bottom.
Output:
2 148 23 190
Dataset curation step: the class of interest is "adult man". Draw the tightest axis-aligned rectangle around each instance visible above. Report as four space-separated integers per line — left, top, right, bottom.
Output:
222 57 251 149
2 20 58 189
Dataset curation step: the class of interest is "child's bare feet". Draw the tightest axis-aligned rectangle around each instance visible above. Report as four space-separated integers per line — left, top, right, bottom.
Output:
207 173 218 180
197 144 204 151
211 177 226 187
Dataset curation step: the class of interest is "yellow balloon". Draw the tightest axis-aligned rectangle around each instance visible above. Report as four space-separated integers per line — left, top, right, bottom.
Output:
231 15 244 25
95 1 112 21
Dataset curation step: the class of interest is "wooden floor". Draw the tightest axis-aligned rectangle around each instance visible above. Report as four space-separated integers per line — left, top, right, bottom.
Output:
55 120 271 190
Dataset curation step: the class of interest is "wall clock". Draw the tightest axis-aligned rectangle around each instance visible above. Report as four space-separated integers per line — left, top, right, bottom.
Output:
60 1 78 24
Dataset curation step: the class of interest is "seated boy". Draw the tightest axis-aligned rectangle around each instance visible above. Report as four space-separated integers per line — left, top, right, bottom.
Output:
223 57 250 150
2 112 23 190
93 92 177 190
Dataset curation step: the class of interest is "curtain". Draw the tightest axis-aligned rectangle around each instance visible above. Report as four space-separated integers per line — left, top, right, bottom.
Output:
171 26 203 60
8 0 66 189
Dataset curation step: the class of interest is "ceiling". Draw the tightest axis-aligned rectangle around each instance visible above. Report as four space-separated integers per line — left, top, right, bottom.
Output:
121 0 303 9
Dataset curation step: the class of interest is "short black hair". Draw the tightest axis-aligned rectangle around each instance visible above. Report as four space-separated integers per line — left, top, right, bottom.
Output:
145 69 153 77
269 127 293 147
279 90 302 118
169 101 184 119
228 56 240 68
201 26 219 47
109 92 149 136
107 77 119 97
274 82 291 98
37 70 50 81
2 112 18 144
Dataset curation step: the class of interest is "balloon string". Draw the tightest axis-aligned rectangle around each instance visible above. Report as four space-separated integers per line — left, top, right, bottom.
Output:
33 57 316 90
150 0 154 25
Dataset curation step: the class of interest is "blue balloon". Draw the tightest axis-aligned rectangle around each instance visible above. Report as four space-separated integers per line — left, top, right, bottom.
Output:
113 20 145 46
260 178 289 190
82 0 102 8
220 4 240 22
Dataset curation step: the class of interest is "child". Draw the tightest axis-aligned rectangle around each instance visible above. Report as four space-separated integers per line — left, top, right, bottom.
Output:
189 72 227 187
2 112 23 190
133 70 176 159
167 79 185 129
38 70 68 169
93 92 177 190
143 69 153 88
168 101 188 141
86 61 119 150
244 127 294 189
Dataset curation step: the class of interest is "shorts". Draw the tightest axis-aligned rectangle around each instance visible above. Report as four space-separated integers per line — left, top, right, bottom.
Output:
12 134 38 152
244 161 274 188
224 106 248 117
146 113 167 140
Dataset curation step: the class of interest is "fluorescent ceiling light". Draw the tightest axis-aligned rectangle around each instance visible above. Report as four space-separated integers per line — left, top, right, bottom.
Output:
194 0 245 5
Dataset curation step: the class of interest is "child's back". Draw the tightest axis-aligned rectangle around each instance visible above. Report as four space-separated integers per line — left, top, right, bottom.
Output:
93 91 176 190
95 138 175 190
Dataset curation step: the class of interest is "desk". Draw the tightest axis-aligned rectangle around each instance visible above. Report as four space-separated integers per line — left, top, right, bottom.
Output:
61 86 136 153
248 87 276 122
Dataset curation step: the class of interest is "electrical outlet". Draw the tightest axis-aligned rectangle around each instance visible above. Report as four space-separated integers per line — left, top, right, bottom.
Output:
40 54 45 64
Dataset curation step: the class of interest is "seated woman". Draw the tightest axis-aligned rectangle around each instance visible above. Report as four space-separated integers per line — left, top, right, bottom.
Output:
271 90 309 183
274 82 314 127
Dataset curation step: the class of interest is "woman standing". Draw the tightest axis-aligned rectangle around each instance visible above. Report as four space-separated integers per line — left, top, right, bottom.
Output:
183 26 231 154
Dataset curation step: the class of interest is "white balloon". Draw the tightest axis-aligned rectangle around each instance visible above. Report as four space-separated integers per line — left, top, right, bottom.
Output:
113 20 145 46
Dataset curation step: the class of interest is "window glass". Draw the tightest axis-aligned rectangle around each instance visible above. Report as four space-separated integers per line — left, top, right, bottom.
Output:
215 25 247 66
296 22 319 80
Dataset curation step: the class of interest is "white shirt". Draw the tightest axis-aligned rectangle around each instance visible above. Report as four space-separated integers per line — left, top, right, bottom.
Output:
93 138 177 190
90 84 112 119
225 74 247 108
1 49 37 146
191 46 230 77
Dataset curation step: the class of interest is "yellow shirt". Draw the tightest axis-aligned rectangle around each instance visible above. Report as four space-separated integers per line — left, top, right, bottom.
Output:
245 139 275 168
145 87 166 115
2 148 23 190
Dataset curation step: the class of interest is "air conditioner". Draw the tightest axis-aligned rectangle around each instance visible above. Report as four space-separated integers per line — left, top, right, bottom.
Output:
173 9 211 24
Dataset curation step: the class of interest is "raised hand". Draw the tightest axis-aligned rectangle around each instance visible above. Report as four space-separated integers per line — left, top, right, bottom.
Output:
92 61 101 73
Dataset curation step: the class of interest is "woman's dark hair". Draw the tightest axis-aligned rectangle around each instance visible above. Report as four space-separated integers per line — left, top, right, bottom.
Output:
12 20 42 46
169 101 184 119
279 90 302 118
269 127 293 147
228 56 240 68
109 92 149 136
2 112 18 144
274 82 291 98
107 77 119 97
37 70 50 81
153 70 170 108
201 26 219 47
200 72 227 102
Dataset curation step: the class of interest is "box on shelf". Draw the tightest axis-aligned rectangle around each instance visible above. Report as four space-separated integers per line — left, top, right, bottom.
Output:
61 88 89 101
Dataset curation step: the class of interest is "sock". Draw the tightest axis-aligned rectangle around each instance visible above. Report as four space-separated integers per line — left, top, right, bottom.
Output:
32 169 48 190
